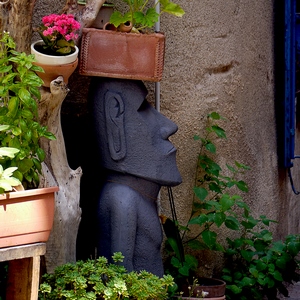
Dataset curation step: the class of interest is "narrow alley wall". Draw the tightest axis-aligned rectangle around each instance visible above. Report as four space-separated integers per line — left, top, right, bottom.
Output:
32 0 300 275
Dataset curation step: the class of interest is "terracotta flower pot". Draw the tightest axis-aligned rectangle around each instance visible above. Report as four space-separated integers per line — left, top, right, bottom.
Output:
0 186 58 248
79 28 165 82
31 40 79 87
179 278 226 299
32 59 78 87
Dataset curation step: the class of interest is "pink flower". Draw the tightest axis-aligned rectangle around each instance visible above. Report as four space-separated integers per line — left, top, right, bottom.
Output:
38 14 81 55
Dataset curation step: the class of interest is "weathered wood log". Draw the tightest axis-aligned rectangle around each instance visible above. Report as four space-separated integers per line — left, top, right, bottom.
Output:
38 77 82 272
0 0 36 53
61 0 106 31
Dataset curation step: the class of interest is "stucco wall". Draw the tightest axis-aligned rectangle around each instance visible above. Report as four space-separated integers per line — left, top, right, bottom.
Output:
33 0 300 271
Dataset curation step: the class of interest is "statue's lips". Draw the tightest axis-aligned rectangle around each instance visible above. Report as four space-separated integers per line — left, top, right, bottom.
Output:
167 146 177 154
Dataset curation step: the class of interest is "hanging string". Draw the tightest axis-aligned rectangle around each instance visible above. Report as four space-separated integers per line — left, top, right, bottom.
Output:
167 186 178 223
288 166 300 195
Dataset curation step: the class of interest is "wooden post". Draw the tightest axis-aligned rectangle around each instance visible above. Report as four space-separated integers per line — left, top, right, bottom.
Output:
0 243 46 300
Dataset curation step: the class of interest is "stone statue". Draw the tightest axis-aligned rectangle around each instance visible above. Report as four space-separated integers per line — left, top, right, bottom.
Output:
89 78 182 277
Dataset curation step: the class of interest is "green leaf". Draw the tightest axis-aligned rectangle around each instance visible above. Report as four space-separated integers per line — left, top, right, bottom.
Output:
160 0 185 17
193 186 208 201
241 276 255 287
272 270 283 281
189 214 208 226
110 11 129 27
214 212 226 227
202 230 217 249
7 96 19 118
211 125 226 139
249 267 259 278
209 182 222 193
36 147 46 162
225 216 240 230
287 241 300 256
18 88 32 107
17 158 33 173
236 180 248 192
241 249 254 262
0 125 9 132
235 161 251 170
0 65 12 73
256 260 267 271
208 112 221 120
187 239 208 250
134 8 159 28
227 284 242 294
220 194 235 211
0 147 19 158
205 141 216 153
42 131 56 140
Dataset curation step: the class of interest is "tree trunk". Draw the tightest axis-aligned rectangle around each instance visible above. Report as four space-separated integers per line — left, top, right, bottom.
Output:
38 77 82 272
0 0 36 53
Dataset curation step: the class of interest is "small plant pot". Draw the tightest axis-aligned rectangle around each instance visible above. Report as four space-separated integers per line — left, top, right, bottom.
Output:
32 58 78 87
179 278 226 299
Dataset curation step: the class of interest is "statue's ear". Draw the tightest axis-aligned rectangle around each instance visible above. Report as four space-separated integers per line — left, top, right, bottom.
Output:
104 91 126 161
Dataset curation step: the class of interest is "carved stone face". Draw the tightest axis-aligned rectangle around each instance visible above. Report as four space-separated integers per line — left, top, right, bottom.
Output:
90 78 182 186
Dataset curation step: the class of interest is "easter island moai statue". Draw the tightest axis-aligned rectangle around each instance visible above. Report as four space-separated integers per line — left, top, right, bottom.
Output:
89 78 182 277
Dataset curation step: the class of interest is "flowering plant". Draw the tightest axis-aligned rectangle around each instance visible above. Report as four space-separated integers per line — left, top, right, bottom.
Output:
37 14 81 55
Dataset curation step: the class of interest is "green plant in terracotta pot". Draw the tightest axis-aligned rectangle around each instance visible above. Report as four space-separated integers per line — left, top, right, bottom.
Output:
0 31 56 189
163 112 300 300
0 31 58 249
79 0 184 81
39 252 175 299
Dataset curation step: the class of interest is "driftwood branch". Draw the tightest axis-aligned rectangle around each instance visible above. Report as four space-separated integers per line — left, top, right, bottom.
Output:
38 77 82 272
0 0 36 53
61 0 106 39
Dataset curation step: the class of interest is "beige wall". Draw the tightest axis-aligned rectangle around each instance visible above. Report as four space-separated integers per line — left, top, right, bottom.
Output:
159 0 300 239
34 0 300 270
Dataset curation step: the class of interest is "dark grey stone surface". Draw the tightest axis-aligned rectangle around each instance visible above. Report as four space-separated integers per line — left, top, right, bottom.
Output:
89 78 182 276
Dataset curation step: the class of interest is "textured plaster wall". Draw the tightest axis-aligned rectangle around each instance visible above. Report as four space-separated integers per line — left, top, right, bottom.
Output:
33 0 300 272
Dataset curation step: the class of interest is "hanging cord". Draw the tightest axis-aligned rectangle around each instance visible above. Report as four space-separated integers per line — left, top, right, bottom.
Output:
288 167 300 194
288 156 300 195
167 186 185 264
167 186 178 222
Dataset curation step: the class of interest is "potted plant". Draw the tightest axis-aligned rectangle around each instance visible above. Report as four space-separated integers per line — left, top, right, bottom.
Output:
79 0 185 82
31 13 81 87
39 252 175 299
163 112 300 299
0 31 58 248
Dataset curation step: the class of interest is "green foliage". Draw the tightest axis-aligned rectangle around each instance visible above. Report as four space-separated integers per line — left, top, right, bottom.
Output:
223 230 300 300
39 252 174 300
0 32 56 189
162 112 300 299
109 0 185 31
0 146 21 192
